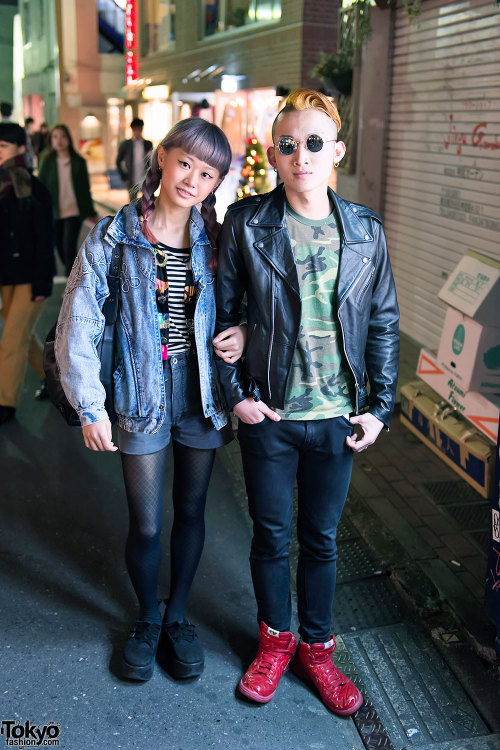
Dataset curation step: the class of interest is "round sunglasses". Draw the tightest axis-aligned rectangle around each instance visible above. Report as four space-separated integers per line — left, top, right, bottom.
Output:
275 134 336 155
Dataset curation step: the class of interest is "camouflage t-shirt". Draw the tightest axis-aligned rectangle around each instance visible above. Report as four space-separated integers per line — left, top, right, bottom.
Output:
276 202 354 421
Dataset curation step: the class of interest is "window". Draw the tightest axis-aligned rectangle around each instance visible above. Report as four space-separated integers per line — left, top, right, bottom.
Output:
97 0 126 54
142 0 176 55
205 0 281 37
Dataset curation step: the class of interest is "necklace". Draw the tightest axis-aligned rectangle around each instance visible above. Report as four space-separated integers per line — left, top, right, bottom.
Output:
154 245 168 267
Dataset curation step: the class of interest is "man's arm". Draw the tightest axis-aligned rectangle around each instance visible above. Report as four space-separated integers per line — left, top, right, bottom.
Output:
116 140 128 181
364 221 400 427
215 214 255 408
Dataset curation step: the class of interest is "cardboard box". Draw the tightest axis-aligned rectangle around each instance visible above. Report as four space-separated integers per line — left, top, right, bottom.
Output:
438 251 500 327
437 307 500 395
400 379 495 498
417 348 500 444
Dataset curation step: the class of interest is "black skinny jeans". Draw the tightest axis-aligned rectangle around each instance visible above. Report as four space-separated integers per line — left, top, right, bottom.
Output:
238 415 354 644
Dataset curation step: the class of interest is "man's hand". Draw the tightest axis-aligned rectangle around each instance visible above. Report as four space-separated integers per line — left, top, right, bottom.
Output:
233 397 281 424
213 325 247 363
82 418 118 452
346 412 384 453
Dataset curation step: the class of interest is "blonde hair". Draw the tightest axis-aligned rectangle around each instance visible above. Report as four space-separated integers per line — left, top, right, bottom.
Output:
272 89 341 140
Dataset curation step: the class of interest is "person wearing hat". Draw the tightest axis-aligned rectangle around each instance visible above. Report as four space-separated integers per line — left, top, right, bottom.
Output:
0 122 55 425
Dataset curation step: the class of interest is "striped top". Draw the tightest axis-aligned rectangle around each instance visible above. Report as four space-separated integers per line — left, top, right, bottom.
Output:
153 242 195 358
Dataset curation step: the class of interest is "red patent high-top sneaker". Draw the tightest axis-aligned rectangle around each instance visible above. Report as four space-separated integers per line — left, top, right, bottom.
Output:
238 622 297 703
292 636 363 716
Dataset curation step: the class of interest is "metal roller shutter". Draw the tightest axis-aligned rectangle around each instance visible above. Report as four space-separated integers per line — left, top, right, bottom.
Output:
383 0 500 349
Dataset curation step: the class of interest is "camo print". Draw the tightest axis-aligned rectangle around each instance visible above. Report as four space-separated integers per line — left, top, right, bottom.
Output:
276 204 353 420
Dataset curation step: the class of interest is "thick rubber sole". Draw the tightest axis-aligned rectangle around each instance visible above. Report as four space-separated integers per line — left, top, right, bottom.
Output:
120 658 155 681
238 679 276 703
237 662 291 703
291 659 364 716
157 644 204 679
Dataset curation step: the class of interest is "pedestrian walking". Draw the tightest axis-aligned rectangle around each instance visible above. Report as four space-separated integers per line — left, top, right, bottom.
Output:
116 117 153 194
55 118 245 682
0 122 55 425
31 122 50 159
38 123 97 277
215 89 400 715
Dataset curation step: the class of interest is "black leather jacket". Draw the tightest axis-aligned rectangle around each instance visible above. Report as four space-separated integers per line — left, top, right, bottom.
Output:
215 185 399 427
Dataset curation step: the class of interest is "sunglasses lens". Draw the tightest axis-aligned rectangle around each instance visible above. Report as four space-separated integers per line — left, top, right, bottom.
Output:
306 134 323 152
278 136 296 155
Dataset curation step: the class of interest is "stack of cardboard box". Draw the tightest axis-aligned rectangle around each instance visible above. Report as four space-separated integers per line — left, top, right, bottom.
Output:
400 251 500 498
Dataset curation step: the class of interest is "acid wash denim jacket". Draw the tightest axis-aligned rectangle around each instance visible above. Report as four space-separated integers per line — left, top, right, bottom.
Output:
55 201 229 433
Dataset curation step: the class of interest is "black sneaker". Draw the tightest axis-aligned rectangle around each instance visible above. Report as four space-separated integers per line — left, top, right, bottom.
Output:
0 406 15 426
120 621 161 681
158 619 204 679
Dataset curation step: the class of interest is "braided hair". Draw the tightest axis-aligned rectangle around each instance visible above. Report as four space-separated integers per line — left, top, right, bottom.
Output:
141 118 232 262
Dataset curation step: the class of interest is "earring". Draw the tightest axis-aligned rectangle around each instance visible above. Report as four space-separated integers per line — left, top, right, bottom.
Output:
273 167 277 173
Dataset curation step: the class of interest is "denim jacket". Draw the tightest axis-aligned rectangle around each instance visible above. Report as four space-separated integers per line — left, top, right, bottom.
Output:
55 201 229 432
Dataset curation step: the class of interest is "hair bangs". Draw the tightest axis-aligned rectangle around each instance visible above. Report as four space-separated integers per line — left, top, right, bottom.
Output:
162 118 231 179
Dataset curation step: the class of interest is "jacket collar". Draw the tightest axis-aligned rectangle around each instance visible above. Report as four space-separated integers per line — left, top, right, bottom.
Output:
247 184 374 245
105 200 208 250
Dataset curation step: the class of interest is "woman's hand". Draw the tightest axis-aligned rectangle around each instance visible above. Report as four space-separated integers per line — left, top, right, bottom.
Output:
213 325 247 363
82 418 118 451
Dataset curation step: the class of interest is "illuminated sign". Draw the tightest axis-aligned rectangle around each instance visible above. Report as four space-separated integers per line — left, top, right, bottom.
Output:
125 1 138 85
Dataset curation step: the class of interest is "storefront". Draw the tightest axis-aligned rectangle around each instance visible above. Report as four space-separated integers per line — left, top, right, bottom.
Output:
382 0 500 350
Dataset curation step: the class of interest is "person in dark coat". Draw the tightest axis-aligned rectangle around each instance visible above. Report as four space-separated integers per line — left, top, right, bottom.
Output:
116 117 153 193
38 123 97 277
0 123 55 425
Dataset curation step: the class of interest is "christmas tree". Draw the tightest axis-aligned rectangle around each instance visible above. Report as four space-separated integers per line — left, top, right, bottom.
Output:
237 137 271 199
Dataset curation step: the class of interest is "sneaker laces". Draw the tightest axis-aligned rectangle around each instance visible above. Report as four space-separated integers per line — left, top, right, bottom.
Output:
130 621 161 647
313 653 346 689
164 620 197 643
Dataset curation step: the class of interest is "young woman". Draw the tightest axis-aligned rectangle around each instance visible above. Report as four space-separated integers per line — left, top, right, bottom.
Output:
38 123 97 277
55 118 244 682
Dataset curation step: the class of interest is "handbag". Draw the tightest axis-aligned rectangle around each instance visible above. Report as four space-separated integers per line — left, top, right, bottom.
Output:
43 240 123 427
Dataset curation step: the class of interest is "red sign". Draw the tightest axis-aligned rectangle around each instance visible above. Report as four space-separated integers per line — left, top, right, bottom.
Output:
125 1 138 85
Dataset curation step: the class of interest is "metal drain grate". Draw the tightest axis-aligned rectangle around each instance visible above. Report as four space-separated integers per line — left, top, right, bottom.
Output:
337 517 359 542
333 577 405 633
444 503 490 530
343 624 489 747
421 480 485 505
336 538 381 583
466 529 491 555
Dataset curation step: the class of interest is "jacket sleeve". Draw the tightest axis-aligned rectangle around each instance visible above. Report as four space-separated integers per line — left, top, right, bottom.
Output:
116 140 128 180
215 213 257 408
364 221 400 427
30 177 56 299
54 218 113 426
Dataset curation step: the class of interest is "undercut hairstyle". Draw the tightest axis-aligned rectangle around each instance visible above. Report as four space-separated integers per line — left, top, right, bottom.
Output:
141 118 232 262
0 122 27 146
272 88 342 141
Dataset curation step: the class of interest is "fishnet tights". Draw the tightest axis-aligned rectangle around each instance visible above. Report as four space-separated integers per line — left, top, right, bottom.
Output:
121 442 215 624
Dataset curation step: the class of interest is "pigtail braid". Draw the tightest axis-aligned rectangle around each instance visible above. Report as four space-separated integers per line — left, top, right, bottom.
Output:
201 191 220 269
141 150 162 221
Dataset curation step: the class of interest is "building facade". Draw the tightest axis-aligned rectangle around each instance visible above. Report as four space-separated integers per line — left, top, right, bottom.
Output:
115 0 341 161
19 0 125 170
338 0 500 351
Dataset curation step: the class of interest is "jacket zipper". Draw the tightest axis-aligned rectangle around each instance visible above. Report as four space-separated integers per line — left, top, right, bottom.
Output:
338 257 372 414
267 269 275 401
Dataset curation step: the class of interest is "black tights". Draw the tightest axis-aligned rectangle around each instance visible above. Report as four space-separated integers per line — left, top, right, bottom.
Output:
120 442 216 624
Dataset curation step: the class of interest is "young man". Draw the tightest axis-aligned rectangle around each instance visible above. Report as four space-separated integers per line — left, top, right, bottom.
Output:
0 123 55 424
116 117 153 193
215 89 399 715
